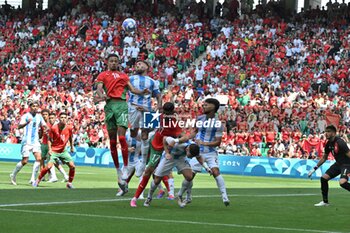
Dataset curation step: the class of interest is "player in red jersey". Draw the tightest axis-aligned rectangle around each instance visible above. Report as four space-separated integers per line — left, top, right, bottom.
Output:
39 110 68 182
130 102 187 207
33 112 76 189
94 54 148 192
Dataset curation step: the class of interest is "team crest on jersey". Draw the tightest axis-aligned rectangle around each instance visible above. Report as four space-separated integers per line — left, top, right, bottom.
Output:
112 73 120 79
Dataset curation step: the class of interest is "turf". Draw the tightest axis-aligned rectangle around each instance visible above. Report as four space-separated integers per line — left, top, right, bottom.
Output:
0 161 349 233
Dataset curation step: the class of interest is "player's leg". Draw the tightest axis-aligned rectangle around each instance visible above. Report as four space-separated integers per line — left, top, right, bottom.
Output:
116 102 129 170
130 145 162 207
339 165 350 192
10 145 31 185
167 172 175 200
144 175 162 207
66 160 76 189
207 153 230 206
33 161 54 187
315 163 340 206
176 158 194 207
140 129 150 168
10 155 29 185
144 155 174 207
30 150 42 184
54 161 69 182
105 103 120 169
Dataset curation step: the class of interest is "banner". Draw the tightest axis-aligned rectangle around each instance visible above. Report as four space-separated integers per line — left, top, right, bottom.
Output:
219 155 334 179
0 143 334 179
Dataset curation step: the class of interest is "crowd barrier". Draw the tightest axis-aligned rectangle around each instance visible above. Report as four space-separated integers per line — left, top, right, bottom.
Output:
0 143 334 179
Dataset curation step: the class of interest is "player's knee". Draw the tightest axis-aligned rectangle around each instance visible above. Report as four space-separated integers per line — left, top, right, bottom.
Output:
320 177 328 183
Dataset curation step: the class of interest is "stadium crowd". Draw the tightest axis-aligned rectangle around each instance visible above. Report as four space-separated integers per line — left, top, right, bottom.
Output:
1 0 350 160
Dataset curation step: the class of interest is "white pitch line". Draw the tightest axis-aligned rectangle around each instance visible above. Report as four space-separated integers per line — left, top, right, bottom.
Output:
0 208 344 233
0 194 316 208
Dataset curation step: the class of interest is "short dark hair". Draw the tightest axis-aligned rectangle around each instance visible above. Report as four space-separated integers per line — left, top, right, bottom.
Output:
188 144 200 158
49 112 56 117
41 109 50 114
325 125 337 133
205 98 220 112
107 53 119 60
163 102 175 115
59 112 67 117
29 101 39 107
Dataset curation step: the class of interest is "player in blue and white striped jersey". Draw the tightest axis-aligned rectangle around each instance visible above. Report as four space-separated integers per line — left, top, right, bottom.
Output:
128 60 162 178
143 136 200 207
189 98 230 207
10 101 48 185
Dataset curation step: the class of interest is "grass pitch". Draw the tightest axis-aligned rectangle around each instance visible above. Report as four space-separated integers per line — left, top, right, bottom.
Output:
0 161 349 233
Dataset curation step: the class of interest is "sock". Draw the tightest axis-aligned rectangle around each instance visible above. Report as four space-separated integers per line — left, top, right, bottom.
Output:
38 167 49 182
215 175 228 200
168 178 175 196
12 162 23 176
68 168 75 183
186 180 193 199
340 182 350 192
321 177 329 203
178 179 191 197
134 175 150 199
118 136 129 167
49 166 57 180
110 139 119 168
31 161 41 181
139 176 145 197
162 175 170 193
58 166 68 180
148 180 158 199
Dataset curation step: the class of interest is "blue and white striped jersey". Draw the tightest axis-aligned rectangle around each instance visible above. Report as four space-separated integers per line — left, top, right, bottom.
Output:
195 115 223 153
126 133 141 163
20 113 46 145
128 75 160 111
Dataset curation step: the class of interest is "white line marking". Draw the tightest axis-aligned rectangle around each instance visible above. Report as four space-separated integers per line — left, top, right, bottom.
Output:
0 194 316 207
0 171 96 175
0 208 343 233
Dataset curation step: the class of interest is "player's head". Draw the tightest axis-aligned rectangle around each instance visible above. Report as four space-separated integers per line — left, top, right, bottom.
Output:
162 102 175 115
107 54 119 71
186 144 200 158
58 112 68 125
41 109 50 120
49 112 56 125
325 125 337 140
135 60 149 75
203 98 220 114
29 101 39 114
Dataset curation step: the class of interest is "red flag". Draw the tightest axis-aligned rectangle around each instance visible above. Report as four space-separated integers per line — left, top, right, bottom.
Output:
325 111 341 128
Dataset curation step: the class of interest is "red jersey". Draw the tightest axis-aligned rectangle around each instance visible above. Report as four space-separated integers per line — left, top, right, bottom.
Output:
96 71 129 99
49 124 73 153
151 117 182 151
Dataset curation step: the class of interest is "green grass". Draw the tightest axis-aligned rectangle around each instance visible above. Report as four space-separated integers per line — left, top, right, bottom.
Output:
0 161 349 233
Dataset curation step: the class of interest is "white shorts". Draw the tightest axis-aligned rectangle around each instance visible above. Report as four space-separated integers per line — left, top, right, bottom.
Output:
21 143 41 158
128 104 144 129
154 156 191 177
190 151 219 173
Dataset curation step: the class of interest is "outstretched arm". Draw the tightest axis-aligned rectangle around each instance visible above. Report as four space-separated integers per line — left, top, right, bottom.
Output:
127 81 149 95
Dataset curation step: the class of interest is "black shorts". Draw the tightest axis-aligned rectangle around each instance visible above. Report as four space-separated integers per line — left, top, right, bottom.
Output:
326 163 350 180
